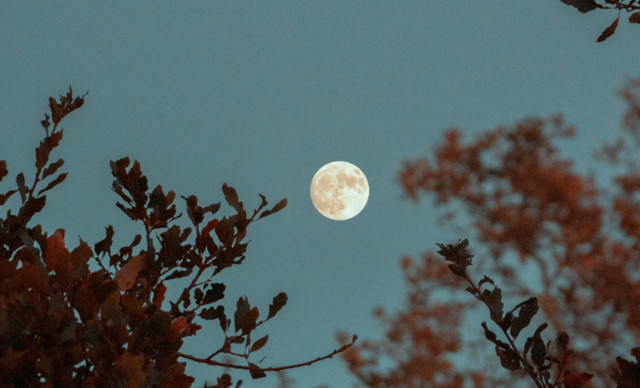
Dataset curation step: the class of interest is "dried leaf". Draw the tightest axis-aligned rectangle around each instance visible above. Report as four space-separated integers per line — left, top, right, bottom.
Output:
630 12 640 24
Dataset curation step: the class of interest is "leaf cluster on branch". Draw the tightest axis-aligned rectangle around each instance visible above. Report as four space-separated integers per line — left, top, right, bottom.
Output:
0 87 357 387
339 76 640 387
560 0 640 42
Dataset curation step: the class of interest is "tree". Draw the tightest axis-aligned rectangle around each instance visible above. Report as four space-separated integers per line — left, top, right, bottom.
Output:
338 77 640 387
559 0 640 42
0 88 357 387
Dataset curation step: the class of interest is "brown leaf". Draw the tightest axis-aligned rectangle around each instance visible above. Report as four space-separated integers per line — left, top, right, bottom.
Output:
597 17 619 43
153 283 167 306
630 12 640 24
45 229 66 272
250 335 269 353
37 172 67 196
114 254 146 291
169 317 188 340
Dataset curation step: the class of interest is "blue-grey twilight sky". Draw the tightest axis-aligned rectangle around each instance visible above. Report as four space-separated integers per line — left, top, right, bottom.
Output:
2 2 640 387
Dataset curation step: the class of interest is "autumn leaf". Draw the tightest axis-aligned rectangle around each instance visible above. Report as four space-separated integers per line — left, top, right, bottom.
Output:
250 335 269 353
597 16 619 43
202 218 218 236
114 254 146 291
169 317 188 340
153 283 167 306
45 229 66 272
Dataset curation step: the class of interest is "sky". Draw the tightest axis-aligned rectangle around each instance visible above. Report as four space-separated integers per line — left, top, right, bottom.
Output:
2 1 640 387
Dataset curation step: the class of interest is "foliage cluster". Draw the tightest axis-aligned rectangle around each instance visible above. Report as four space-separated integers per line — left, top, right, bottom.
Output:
0 88 356 387
338 77 640 387
560 0 640 42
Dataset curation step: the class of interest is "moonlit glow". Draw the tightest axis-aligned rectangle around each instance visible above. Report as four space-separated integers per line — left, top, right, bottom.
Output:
310 161 369 221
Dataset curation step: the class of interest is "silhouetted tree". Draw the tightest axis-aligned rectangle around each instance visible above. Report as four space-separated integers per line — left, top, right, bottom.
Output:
560 0 640 42
337 77 640 387
0 88 356 387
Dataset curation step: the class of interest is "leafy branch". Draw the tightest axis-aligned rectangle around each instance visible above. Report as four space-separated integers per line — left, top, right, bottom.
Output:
436 238 596 387
560 0 640 42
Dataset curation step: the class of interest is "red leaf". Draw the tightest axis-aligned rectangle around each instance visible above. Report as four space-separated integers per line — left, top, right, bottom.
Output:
169 317 188 340
597 17 619 42
630 12 640 24
153 283 167 306
202 218 218 236
45 229 66 272
114 255 146 291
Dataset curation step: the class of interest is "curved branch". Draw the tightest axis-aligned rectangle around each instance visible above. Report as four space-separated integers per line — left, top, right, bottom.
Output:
177 335 358 372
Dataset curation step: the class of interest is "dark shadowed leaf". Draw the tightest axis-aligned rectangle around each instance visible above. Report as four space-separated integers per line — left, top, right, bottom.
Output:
436 239 473 276
18 195 46 222
510 297 538 339
165 268 193 280
481 322 510 350
500 312 513 331
223 183 244 214
94 225 114 256
0 189 17 206
0 160 7 181
528 323 549 367
495 347 521 371
482 287 504 323
42 158 64 179
200 305 225 321
478 275 495 289
37 172 67 196
258 198 287 219
597 16 619 43
16 172 28 203
203 283 226 304
234 297 259 335
248 363 266 379
250 335 269 353
630 12 640 24
560 0 601 13
556 331 570 353
267 292 288 320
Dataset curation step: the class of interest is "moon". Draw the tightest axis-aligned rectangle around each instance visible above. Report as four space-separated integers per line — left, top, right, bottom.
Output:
310 161 369 221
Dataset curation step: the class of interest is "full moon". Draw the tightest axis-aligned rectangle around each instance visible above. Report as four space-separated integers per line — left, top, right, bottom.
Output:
310 161 369 220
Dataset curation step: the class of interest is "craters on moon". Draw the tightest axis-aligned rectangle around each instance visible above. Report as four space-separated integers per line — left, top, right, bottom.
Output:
310 161 369 220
